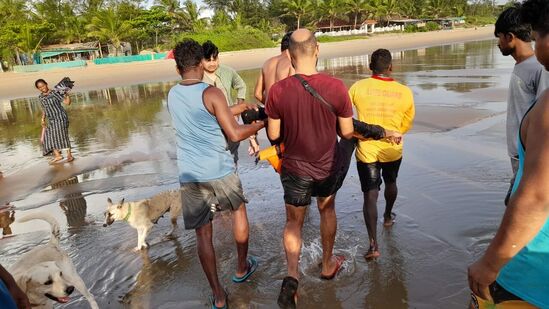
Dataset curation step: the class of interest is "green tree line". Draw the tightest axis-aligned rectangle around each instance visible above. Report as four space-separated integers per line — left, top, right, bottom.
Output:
0 0 505 67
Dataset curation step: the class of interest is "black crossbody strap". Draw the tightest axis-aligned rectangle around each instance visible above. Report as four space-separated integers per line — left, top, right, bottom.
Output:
293 74 386 140
293 74 337 115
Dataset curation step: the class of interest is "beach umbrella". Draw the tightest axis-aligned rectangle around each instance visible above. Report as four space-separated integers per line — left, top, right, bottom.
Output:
166 50 174 59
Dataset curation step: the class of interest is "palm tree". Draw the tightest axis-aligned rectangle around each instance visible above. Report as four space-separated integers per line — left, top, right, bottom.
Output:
0 0 28 27
155 0 190 31
345 0 373 29
281 0 314 29
425 0 448 18
383 0 400 24
156 0 180 15
398 0 423 18
61 15 86 43
318 0 346 31
370 0 399 25
86 8 133 56
451 0 467 16
183 0 207 31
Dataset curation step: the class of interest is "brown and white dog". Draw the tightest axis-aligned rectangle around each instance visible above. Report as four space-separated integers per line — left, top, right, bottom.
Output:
9 213 98 309
104 189 181 250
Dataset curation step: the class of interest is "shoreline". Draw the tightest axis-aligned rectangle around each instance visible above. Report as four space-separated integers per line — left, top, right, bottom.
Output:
0 26 495 100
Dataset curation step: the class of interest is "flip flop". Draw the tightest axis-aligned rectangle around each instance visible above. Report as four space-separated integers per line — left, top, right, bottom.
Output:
383 212 396 227
320 255 346 280
209 293 228 309
231 256 258 283
277 276 298 309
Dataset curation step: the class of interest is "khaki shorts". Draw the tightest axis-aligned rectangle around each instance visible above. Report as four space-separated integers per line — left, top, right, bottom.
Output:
180 173 247 230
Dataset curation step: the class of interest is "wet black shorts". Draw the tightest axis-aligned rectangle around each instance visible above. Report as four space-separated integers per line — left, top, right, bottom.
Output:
470 282 523 308
490 281 522 303
357 158 402 192
280 139 356 207
281 170 341 206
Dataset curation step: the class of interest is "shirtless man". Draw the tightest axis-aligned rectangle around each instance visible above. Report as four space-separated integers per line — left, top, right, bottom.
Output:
254 32 295 103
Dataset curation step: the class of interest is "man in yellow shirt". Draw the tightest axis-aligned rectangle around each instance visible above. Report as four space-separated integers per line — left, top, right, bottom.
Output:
349 49 415 260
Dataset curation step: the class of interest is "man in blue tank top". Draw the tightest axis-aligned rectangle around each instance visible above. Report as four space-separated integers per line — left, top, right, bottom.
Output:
167 39 265 309
469 0 549 307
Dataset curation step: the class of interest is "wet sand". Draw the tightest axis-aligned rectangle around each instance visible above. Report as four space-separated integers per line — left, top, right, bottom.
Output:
0 39 512 308
0 27 495 100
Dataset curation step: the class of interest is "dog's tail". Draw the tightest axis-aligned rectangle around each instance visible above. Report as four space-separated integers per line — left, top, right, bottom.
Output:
18 213 61 245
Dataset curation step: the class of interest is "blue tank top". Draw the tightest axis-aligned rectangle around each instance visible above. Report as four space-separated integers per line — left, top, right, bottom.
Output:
167 83 234 183
0 279 17 309
497 104 549 308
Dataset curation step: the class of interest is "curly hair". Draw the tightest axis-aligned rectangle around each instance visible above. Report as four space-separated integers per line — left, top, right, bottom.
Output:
370 49 392 74
494 5 532 42
174 39 203 72
521 0 549 35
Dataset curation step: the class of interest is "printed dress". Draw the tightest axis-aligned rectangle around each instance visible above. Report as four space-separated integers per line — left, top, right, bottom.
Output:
39 90 71 155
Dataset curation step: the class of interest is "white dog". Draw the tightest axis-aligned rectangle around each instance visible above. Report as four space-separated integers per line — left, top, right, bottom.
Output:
103 189 181 250
9 213 99 309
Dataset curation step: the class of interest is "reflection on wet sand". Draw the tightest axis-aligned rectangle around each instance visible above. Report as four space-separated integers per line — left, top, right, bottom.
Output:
122 240 190 308
51 176 88 228
364 231 408 309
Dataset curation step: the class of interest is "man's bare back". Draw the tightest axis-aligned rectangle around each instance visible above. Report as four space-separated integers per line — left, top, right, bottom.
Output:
255 52 294 103
255 32 295 103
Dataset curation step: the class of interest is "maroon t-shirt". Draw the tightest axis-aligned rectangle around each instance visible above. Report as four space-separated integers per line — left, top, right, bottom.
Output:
265 73 353 180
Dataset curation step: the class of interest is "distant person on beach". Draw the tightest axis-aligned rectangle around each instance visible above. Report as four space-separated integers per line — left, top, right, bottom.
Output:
0 263 30 309
168 39 264 309
201 40 259 160
494 5 549 206
36 79 73 164
254 31 295 104
265 29 356 308
469 0 549 307
349 49 415 260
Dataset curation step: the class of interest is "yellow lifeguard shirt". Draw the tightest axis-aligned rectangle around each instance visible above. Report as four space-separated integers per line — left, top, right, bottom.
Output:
349 75 415 163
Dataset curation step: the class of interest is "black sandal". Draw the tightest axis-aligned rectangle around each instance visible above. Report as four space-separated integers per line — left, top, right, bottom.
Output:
277 276 298 309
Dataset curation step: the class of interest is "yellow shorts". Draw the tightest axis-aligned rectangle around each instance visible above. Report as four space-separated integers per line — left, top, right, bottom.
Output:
470 293 538 309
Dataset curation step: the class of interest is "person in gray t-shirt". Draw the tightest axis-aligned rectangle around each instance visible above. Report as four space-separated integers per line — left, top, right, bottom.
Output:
495 6 549 205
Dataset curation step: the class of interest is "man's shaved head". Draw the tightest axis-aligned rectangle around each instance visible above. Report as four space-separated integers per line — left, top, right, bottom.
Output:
289 29 318 59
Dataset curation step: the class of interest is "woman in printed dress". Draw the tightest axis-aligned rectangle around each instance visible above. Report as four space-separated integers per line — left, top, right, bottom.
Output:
35 79 74 163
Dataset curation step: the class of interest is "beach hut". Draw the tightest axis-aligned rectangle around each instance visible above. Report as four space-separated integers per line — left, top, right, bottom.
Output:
39 42 100 64
316 19 377 35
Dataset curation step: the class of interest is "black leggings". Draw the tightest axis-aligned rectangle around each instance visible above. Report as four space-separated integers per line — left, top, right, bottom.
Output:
490 281 522 303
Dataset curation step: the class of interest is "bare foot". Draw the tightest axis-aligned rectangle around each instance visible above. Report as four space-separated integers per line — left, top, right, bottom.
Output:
66 156 75 163
49 156 64 164
365 246 380 260
320 255 345 280
383 212 396 227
